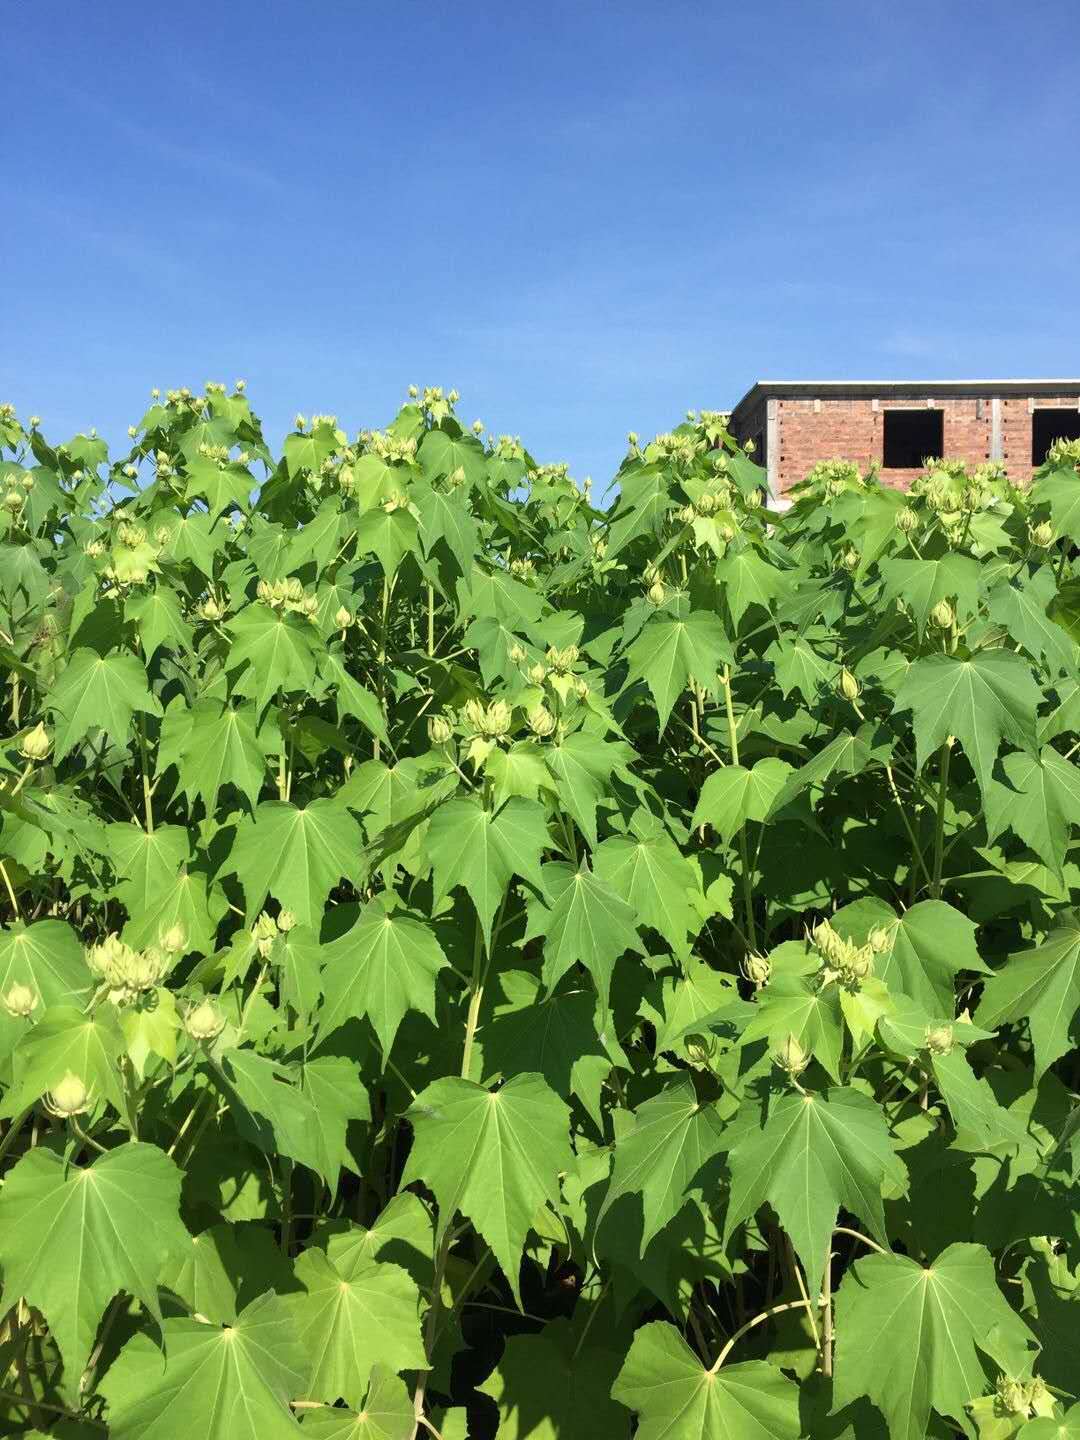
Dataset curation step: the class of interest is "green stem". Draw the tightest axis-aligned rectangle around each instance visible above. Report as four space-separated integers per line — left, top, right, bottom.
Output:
136 717 153 833
931 739 953 898
427 583 435 657
460 917 485 1081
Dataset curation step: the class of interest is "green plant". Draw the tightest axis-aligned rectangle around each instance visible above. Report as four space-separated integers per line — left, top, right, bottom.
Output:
0 385 1078 1438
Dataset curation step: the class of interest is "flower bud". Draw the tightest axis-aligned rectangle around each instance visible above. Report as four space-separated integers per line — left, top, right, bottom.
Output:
740 953 771 986
253 911 277 957
1029 521 1054 548
186 999 226 1042
408 384 418 398
334 605 352 630
19 722 52 761
930 599 955 630
276 910 296 933
574 679 589 700
463 698 487 734
484 700 512 737
472 419 484 435
46 1071 90 1117
508 643 527 664
685 1033 717 1066
21 473 34 492
838 668 860 702
896 506 918 534
198 595 224 621
527 662 548 686
867 925 892 954
627 431 639 447
295 414 307 431
694 492 718 517
745 488 763 510
717 522 736 543
29 415 41 429
527 705 556 737
428 713 454 745
3 981 38 1018
774 1034 810 1076
159 923 187 956
995 1376 1030 1417
840 545 859 571
924 1023 954 1056
647 579 667 606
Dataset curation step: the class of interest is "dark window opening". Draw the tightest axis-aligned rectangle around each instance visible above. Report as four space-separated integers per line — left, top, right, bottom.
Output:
883 409 944 469
1032 408 1080 464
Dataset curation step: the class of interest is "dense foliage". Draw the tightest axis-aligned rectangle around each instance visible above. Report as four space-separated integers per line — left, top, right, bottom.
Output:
0 383 1079 1439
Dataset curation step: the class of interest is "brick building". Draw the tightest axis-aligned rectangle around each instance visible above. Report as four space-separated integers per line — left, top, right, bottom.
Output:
728 380 1080 506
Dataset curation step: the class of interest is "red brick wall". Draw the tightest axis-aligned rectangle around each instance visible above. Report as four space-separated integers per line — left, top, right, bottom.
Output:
741 393 1080 497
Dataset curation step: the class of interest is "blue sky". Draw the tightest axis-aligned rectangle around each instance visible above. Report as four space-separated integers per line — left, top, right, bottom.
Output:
5 0 1079 489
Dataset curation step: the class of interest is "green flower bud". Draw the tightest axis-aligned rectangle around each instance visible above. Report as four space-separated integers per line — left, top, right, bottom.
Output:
930 599 955 630
527 705 556 738
717 522 736 543
277 910 296 933
463 698 488 734
484 700 512 737
527 662 548 686
198 595 225 621
19 722 52 761
159 923 187 956
1029 521 1054 548
694 492 718 516
21 473 34 491
840 545 859 571
3 981 38 1018
295 414 307 431
740 953 771 986
428 713 454 745
995 1376 1030 1417
924 1023 954 1056
685 1032 717 1066
867 925 892 954
896 505 918 533
46 1071 91 1117
334 605 353 630
472 419 484 435
774 1033 810 1076
745 488 763 510
838 667 860 702
647 579 667 606
508 643 527 665
186 999 226 1043
408 384 418 398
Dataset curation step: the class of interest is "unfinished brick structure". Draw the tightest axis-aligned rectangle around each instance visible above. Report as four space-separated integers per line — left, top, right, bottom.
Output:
728 381 1080 506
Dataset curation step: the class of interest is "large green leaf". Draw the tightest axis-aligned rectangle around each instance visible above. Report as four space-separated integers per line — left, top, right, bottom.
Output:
528 861 643 1011
157 699 278 813
724 1086 906 1288
832 1243 1036 1440
101 1293 305 1440
0 1143 188 1390
975 911 1080 1077
893 650 1041 801
985 745 1080 880
425 795 549 946
318 897 448 1056
47 648 163 760
612 1321 801 1439
624 611 730 732
401 1072 571 1303
691 758 790 842
225 605 320 714
228 798 365 927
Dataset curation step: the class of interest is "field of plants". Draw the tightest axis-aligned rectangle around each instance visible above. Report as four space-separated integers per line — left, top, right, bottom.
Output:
0 383 1078 1440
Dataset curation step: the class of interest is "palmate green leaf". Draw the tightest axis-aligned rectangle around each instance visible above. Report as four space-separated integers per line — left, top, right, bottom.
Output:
724 1086 907 1288
529 860 643 1012
286 1245 424 1407
300 1368 416 1440
771 726 875 811
425 795 549 946
987 567 1077 674
715 548 794 630
318 897 448 1056
356 507 419 575
624 610 731 732
691 758 791 842
975 911 1080 1077
879 552 982 634
598 1074 725 1253
160 1220 293 1325
543 732 634 847
413 478 479 575
1023 1407 1080 1440
479 1322 629 1439
47 647 163 761
101 1292 305 1440
765 633 833 702
3 1002 125 1116
740 949 845 1081
832 1243 1036 1440
419 428 487 489
401 1072 571 1304
1032 463 1080 543
0 1142 188 1390
612 1321 801 1440
125 587 194 661
0 919 90 1062
893 649 1041 801
157 698 279 814
985 746 1080 880
225 605 321 714
228 798 365 928
593 818 705 953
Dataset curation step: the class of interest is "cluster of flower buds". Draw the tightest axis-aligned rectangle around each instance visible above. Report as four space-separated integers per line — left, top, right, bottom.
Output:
2 470 34 514
463 698 512 739
428 713 454 746
923 1022 954 1056
1047 436 1080 468
509 556 536 578
256 577 318 619
45 1071 91 1117
492 435 526 462
774 1033 810 1077
87 933 171 1001
252 909 294 957
1029 521 1054 548
651 432 703 465
994 1374 1050 1419
85 539 106 558
185 998 226 1042
19 722 52 761
546 644 579 674
740 953 771 987
3 981 38 1018
811 919 874 989
362 431 418 463
116 521 147 548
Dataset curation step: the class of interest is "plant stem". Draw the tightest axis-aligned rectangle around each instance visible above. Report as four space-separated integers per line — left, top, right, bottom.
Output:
410 1226 454 1440
708 1297 824 1373
833 1226 889 1256
931 738 953 898
821 1253 833 1377
0 859 20 919
460 917 485 1080
137 717 153 833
